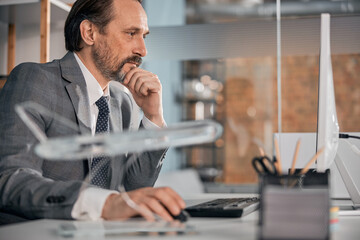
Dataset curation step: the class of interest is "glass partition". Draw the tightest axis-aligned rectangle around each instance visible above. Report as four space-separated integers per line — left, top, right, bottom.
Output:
145 0 360 186
143 0 360 184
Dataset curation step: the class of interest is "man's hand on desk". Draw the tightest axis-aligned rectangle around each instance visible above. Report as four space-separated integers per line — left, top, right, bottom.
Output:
101 187 186 222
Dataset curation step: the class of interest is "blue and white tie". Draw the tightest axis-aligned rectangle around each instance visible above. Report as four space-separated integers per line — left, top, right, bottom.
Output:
90 96 110 188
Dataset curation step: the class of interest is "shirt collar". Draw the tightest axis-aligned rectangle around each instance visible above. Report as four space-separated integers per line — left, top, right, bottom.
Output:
73 52 109 105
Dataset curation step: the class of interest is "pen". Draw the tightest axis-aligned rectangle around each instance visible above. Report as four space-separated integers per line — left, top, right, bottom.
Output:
274 138 282 175
290 139 301 175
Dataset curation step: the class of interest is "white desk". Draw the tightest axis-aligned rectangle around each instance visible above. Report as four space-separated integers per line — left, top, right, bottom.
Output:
1 194 360 240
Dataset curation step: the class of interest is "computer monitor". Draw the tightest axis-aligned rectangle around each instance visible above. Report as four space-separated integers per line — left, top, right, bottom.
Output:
315 14 360 209
315 13 340 173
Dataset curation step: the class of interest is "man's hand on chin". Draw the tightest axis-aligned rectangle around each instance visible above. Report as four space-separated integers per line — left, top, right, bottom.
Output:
122 68 165 127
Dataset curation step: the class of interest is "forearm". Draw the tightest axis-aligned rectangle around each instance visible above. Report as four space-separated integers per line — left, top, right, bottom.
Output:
0 165 84 219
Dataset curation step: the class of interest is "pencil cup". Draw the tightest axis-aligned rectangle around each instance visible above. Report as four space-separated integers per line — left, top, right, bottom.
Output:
258 170 330 240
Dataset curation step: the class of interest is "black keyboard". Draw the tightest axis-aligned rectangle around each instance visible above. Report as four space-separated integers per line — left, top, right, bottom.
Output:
185 197 260 218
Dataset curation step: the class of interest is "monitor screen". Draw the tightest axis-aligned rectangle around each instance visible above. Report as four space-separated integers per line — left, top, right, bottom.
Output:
316 13 340 173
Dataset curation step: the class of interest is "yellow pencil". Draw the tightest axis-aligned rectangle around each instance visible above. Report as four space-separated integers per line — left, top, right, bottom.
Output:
290 139 301 175
299 147 325 175
258 146 265 157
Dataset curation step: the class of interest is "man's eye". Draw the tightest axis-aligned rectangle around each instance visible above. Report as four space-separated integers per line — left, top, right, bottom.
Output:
127 32 136 36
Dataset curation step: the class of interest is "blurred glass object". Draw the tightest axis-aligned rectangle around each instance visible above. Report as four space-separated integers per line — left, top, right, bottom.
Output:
15 101 223 161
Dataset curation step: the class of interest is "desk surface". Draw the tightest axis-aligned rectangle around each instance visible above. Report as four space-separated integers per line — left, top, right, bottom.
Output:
1 193 360 240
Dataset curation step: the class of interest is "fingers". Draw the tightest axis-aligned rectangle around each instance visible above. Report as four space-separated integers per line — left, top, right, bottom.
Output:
141 197 173 221
143 187 186 219
136 202 157 222
102 187 186 222
121 67 164 126
123 68 161 96
155 187 186 212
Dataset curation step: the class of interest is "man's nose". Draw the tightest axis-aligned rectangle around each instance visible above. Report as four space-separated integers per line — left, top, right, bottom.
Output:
133 38 147 57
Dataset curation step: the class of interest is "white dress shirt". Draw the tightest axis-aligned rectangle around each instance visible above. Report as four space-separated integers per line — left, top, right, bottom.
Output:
71 52 161 220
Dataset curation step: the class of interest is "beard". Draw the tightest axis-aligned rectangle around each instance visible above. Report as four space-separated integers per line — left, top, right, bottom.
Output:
92 38 142 83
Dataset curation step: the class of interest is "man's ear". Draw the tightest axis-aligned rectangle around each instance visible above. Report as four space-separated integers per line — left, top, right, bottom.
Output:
79 20 97 46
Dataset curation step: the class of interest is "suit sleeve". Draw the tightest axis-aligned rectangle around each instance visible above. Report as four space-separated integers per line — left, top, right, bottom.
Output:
0 63 87 220
110 88 167 191
122 145 167 191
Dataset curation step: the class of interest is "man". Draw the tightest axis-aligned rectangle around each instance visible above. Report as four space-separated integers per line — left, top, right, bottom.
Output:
0 0 185 223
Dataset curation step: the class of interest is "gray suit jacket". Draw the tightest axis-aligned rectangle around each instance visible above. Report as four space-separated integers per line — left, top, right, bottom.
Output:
0 52 166 220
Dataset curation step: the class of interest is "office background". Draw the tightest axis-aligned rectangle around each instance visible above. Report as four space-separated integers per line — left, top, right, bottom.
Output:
0 0 359 185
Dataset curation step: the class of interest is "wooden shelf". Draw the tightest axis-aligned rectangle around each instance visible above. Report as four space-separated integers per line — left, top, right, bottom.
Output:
0 78 7 89
0 0 73 77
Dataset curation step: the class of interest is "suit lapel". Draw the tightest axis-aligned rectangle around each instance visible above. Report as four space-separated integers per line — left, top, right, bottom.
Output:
59 52 127 189
109 95 123 133
60 52 92 135
65 84 92 135
108 88 124 190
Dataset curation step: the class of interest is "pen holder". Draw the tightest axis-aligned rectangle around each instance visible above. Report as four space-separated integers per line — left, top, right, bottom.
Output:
258 169 330 240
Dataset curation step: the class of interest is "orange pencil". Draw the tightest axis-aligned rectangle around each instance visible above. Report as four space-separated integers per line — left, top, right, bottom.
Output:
299 148 325 175
290 139 301 175
274 138 282 175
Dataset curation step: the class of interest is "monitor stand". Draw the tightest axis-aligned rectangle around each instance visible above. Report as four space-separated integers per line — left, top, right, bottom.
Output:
334 153 360 210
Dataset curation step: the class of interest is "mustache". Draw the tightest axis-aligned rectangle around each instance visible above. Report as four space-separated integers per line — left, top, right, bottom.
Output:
123 55 142 67
116 55 143 83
